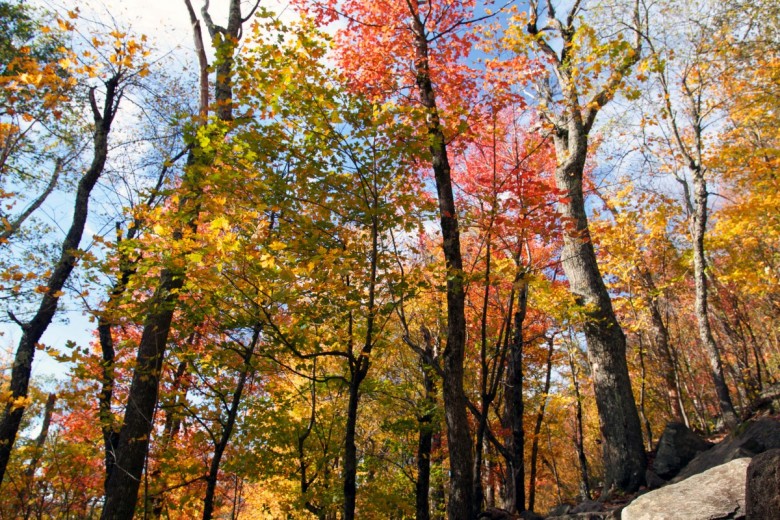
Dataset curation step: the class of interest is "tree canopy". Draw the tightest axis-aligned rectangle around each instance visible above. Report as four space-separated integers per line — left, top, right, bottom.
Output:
0 0 777 518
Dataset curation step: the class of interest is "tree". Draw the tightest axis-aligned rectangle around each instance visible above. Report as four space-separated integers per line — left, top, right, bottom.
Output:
636 0 741 428
506 0 648 493
297 0 501 514
100 1 253 516
0 8 148 484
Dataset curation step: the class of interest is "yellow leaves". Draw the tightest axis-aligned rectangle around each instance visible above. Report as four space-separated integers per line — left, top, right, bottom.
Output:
258 254 276 269
152 223 166 236
209 216 229 232
56 18 74 32
0 391 31 412
187 252 204 265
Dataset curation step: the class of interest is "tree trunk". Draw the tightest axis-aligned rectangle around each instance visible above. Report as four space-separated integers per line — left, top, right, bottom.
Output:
410 11 473 520
343 205 379 520
99 151 186 488
203 327 259 520
504 277 527 514
101 268 185 520
101 4 242 517
343 371 364 520
528 337 554 512
567 345 591 501
526 1 646 493
552 133 646 493
416 345 437 520
0 78 120 485
690 167 738 429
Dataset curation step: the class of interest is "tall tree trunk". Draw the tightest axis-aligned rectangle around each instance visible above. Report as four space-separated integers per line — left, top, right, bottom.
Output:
101 267 186 520
416 341 437 520
528 337 554 512
410 10 473 519
99 150 186 487
526 0 647 493
203 327 260 520
343 208 379 520
552 133 646 492
0 78 121 484
504 277 527 514
690 167 738 429
567 345 591 501
101 3 245 517
343 372 364 520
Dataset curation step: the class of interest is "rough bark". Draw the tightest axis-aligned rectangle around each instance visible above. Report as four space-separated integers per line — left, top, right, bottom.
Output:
528 337 554 512
504 278 528 514
526 0 647 494
554 134 646 492
690 167 738 429
410 9 473 519
416 341 437 520
0 77 121 485
567 345 591 501
101 3 243 517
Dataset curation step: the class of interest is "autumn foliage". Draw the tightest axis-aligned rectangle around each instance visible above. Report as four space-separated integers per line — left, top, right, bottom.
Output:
0 0 778 519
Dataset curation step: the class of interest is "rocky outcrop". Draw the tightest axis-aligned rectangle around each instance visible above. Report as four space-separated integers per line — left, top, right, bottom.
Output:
745 449 780 519
673 417 780 482
746 383 780 415
622 458 751 520
653 422 713 480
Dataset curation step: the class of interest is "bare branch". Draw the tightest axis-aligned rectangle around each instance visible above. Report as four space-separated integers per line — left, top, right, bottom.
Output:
0 159 62 243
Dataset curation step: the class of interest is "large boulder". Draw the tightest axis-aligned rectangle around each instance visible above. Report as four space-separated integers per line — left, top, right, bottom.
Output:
653 422 713 480
746 383 780 415
673 417 780 482
745 449 780 519
622 458 751 520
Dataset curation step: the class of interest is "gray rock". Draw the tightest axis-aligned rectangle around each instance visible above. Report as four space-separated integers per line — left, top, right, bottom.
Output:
547 513 614 520
548 504 572 517
644 469 666 490
653 422 713 480
747 383 780 415
674 417 780 482
622 458 751 520
478 508 515 520
745 449 780 519
570 500 603 513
